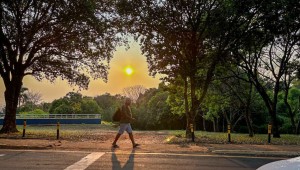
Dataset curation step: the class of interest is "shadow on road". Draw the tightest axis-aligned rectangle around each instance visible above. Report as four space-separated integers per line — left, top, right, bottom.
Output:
112 148 135 170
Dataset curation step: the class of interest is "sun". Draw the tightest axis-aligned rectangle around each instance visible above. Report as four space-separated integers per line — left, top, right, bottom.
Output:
125 67 133 75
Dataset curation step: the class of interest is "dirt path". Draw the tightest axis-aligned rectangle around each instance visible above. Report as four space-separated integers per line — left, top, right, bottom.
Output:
0 130 209 153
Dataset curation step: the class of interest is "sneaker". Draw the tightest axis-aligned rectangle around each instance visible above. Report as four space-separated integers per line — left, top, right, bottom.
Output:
133 143 140 148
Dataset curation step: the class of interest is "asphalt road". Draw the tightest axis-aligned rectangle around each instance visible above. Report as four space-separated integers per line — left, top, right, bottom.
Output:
0 149 283 170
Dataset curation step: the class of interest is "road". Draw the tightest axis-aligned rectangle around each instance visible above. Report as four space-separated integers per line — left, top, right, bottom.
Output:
0 149 283 170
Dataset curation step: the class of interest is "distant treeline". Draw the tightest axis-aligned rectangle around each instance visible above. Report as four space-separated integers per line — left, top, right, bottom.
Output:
15 81 300 135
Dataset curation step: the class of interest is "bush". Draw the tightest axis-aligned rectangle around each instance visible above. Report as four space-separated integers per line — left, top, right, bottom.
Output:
19 109 49 115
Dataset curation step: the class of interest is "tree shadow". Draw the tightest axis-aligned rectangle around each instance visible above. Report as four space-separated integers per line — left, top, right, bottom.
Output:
112 148 135 170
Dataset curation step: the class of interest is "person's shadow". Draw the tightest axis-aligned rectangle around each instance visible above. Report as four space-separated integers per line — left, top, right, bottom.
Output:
112 148 135 170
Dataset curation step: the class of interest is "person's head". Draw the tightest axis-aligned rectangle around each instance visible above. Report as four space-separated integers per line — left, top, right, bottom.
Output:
125 98 131 106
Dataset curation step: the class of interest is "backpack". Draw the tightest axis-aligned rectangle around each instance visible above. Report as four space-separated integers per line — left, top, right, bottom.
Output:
112 108 122 122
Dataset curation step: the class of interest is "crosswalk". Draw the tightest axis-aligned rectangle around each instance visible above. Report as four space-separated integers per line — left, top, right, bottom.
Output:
64 152 105 170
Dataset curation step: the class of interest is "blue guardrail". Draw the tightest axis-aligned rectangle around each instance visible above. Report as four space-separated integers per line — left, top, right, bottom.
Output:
0 114 101 125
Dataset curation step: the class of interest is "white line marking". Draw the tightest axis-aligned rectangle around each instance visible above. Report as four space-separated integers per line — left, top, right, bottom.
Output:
64 152 105 170
0 154 5 157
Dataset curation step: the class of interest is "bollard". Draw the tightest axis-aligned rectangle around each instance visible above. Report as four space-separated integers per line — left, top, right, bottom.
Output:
22 120 26 138
190 123 195 142
268 124 272 144
57 121 60 140
227 123 231 143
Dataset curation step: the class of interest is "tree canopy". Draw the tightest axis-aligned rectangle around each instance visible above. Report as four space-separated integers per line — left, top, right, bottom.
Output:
0 0 121 133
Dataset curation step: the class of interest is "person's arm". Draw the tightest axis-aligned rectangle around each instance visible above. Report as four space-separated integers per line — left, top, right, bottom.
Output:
122 105 133 120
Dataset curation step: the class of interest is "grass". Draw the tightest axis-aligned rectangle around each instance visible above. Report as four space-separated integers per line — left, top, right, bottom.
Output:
1 123 299 145
166 130 300 145
0 121 117 140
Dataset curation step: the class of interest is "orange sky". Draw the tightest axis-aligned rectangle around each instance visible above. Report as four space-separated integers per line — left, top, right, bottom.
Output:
0 41 162 106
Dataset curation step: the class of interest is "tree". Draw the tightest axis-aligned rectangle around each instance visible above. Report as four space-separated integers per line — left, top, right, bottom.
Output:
63 92 82 114
0 0 120 133
18 87 28 107
64 92 83 104
280 61 300 134
134 83 183 130
94 93 124 121
123 85 146 103
117 0 238 137
231 0 300 137
19 109 48 115
212 64 261 136
203 73 259 136
23 90 42 106
49 98 67 114
277 87 300 134
81 97 103 115
53 104 73 115
17 88 43 113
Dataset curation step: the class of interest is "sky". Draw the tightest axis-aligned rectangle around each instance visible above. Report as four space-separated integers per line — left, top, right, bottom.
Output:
0 41 162 106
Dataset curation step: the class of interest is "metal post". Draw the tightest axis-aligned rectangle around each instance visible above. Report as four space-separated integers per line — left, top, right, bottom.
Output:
228 123 231 143
268 124 272 144
22 120 26 138
190 123 195 142
57 121 60 140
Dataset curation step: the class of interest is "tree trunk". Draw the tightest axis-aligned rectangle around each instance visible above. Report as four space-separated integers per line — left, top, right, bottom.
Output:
297 119 300 135
297 96 300 135
283 89 296 133
223 116 225 132
202 117 206 131
270 109 280 138
253 80 281 138
212 119 216 132
245 83 254 137
244 111 254 137
183 77 192 137
188 75 198 137
0 74 23 133
216 117 219 132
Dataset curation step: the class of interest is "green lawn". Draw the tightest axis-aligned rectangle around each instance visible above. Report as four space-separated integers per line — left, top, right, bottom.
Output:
167 130 300 145
0 121 117 140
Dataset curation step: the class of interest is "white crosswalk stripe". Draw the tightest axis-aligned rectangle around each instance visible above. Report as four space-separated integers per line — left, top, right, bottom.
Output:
64 152 105 170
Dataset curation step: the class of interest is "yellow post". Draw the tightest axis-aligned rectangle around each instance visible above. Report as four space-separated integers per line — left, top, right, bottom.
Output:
190 123 195 142
268 124 272 134
268 124 272 144
227 123 231 143
22 120 26 138
57 121 60 140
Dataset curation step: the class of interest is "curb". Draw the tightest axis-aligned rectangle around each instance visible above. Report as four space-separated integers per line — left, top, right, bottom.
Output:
212 150 300 158
0 144 50 150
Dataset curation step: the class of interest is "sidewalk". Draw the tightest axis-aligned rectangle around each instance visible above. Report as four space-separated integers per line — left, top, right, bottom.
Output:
0 138 299 158
208 143 300 157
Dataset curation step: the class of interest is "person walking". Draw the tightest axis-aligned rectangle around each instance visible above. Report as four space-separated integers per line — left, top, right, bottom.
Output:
112 98 139 148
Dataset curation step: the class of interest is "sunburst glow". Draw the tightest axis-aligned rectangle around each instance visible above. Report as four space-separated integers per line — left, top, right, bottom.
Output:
125 67 133 75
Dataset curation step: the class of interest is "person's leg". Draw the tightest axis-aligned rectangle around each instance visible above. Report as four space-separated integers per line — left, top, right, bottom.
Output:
113 124 126 147
126 124 139 147
128 133 139 147
112 133 121 146
128 133 135 144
